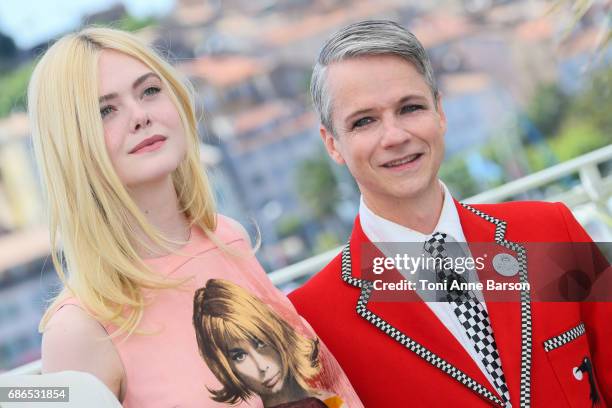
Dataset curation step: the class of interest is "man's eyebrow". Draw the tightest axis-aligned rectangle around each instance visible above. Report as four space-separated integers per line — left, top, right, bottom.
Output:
397 94 428 104
98 72 161 104
343 108 374 124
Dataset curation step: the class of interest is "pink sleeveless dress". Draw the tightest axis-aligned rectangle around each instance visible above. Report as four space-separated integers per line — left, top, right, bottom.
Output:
50 215 362 408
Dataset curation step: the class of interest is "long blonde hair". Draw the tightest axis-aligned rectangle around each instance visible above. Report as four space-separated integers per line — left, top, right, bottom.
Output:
29 27 217 336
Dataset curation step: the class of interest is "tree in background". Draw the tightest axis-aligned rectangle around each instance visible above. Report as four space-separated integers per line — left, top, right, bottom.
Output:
439 156 480 200
296 153 340 220
0 31 17 61
569 67 611 136
525 83 569 139
523 66 611 172
0 62 33 118
295 152 345 253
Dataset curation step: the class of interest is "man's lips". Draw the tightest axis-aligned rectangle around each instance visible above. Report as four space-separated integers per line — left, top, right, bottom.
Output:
381 153 423 168
129 135 167 154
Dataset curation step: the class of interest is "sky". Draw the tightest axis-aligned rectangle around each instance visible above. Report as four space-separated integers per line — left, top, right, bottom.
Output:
0 0 175 49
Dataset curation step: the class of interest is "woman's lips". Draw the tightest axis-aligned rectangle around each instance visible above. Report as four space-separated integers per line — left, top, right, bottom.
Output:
262 372 280 389
129 135 167 154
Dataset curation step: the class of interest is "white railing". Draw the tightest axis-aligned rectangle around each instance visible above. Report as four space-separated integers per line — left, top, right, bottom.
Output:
464 144 612 208
2 144 611 377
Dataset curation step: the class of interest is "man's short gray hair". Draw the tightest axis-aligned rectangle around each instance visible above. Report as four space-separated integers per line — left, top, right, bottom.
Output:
310 20 438 135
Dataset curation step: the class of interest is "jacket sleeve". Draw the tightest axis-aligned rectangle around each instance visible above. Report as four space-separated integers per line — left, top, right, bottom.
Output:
556 202 612 404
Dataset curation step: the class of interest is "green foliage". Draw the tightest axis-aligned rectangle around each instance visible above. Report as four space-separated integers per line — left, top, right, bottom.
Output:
0 62 34 118
525 83 569 139
0 31 17 59
296 153 340 219
522 65 611 172
115 15 156 32
276 215 303 239
525 144 551 173
525 120 607 171
439 156 479 199
569 67 612 136
313 231 341 254
550 120 608 161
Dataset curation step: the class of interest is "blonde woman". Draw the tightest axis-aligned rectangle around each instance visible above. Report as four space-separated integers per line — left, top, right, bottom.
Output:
194 279 345 408
29 27 362 407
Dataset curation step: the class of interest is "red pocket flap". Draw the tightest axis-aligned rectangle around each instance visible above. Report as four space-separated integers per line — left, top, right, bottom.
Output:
544 324 605 408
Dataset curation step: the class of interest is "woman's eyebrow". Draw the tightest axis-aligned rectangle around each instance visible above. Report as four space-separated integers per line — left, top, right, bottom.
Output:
133 72 160 89
98 72 161 103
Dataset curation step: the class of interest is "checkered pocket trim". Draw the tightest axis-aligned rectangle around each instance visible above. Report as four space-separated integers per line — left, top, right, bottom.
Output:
543 323 586 352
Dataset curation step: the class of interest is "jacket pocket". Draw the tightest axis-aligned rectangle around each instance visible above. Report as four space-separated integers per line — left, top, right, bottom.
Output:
544 323 604 408
544 323 586 352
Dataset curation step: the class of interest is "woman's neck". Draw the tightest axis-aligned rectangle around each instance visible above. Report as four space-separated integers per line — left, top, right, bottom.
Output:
127 176 190 257
262 375 309 407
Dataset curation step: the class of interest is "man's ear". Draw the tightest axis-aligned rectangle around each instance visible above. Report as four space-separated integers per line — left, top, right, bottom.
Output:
320 125 345 165
436 92 447 133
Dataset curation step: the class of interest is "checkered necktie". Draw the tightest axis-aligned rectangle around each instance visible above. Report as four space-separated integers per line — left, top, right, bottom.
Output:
424 232 511 405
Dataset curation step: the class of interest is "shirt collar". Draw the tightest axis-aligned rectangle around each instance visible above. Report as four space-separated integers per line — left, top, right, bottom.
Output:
359 181 466 243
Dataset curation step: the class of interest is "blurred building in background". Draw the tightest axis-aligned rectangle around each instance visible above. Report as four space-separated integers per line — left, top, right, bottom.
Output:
0 0 610 372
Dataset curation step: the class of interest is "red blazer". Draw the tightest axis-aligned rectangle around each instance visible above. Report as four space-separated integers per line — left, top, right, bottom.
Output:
289 201 611 407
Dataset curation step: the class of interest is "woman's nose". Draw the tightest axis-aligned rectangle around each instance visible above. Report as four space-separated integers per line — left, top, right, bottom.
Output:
252 353 270 374
130 103 151 132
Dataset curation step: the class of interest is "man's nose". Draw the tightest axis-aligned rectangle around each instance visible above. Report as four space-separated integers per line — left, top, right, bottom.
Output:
380 116 410 148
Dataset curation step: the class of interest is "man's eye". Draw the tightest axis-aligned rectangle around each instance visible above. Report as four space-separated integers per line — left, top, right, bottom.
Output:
100 105 114 118
401 104 424 114
143 86 161 97
352 117 374 129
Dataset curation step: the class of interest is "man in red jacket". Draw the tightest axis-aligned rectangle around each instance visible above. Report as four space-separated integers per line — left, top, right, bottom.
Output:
288 20 610 407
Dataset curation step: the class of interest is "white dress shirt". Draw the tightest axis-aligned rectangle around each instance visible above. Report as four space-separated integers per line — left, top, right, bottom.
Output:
359 181 500 393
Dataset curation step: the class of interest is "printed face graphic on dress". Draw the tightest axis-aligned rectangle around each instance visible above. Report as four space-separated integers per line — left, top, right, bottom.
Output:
193 279 346 408
226 337 284 396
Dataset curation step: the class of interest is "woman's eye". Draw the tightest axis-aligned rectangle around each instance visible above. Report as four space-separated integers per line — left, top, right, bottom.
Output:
352 117 374 129
401 104 424 114
143 86 161 97
251 338 266 349
100 105 114 118
230 351 247 362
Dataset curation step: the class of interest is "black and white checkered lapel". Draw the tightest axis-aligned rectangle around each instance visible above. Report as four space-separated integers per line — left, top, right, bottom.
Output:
343 204 533 408
458 203 532 408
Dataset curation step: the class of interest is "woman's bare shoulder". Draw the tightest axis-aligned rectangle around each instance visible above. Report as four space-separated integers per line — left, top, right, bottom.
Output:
42 304 125 399
218 214 252 247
